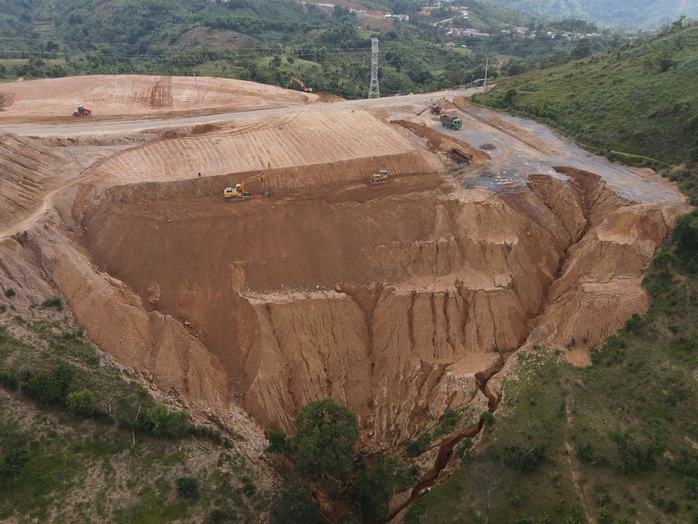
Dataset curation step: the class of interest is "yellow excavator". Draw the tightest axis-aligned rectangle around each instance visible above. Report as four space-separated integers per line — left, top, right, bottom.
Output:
224 173 270 202
369 169 389 186
287 75 313 92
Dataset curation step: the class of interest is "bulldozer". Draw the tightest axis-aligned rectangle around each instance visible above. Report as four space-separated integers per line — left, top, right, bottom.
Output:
287 76 313 93
72 105 91 117
224 173 270 202
369 169 389 186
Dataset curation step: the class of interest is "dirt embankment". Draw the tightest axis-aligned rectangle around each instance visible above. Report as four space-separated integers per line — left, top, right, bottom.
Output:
66 159 681 442
0 134 75 229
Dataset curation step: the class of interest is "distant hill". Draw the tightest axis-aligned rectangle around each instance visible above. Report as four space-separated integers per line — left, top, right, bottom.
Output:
479 20 698 164
486 0 698 27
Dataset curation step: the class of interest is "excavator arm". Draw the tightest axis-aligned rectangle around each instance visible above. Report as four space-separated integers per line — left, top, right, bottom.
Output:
224 173 269 201
287 76 313 93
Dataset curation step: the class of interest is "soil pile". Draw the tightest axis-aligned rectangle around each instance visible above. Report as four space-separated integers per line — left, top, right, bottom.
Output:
0 75 317 124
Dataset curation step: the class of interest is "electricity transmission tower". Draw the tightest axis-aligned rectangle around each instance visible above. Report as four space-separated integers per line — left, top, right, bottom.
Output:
368 38 380 98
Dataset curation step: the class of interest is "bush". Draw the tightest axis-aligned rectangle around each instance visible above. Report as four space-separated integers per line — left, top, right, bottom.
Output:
577 442 604 464
142 404 191 438
4 288 15 298
0 447 30 480
0 371 18 390
65 389 97 418
405 432 432 456
498 444 546 473
176 477 199 500
23 363 74 404
40 297 62 309
266 429 291 453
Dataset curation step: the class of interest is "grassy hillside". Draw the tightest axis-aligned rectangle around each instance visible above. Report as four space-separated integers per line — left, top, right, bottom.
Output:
487 0 698 28
478 20 698 165
0 302 268 522
406 19 698 524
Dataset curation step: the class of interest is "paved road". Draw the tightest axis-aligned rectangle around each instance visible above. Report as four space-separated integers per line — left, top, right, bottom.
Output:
4 88 484 137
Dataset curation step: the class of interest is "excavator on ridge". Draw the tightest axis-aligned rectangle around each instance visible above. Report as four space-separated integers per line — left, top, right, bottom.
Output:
224 173 270 202
287 75 313 92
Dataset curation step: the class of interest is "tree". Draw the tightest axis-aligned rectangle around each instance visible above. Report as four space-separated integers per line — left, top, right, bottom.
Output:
293 398 358 480
673 212 698 271
350 456 399 520
271 481 326 524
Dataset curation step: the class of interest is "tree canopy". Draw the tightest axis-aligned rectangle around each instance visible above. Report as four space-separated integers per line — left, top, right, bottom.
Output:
293 398 358 481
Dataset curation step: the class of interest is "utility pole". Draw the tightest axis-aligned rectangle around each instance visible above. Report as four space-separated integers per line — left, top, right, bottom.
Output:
368 38 380 98
483 57 489 93
193 71 203 114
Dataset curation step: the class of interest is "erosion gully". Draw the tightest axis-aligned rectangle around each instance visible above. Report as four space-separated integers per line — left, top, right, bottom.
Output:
377 357 506 523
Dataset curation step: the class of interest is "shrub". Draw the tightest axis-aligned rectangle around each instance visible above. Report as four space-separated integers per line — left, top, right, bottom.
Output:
577 442 603 464
143 404 190 438
0 371 18 390
65 389 97 418
176 477 199 500
0 447 30 480
405 432 432 456
624 313 645 332
498 444 546 473
40 297 62 309
23 363 74 404
433 408 461 437
4 288 16 298
266 429 291 453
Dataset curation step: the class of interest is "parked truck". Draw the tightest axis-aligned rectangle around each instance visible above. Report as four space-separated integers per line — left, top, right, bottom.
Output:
440 114 462 130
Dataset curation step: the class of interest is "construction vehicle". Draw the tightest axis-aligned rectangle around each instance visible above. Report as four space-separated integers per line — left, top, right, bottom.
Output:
224 173 270 202
287 76 313 93
369 169 389 186
440 114 462 130
417 103 442 116
72 105 91 117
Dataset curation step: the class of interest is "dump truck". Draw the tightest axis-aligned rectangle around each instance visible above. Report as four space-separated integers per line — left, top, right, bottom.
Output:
440 114 462 130
369 169 389 186
224 173 269 202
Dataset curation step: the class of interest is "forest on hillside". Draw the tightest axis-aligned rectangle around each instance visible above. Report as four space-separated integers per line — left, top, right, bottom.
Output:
487 0 698 28
0 0 622 98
